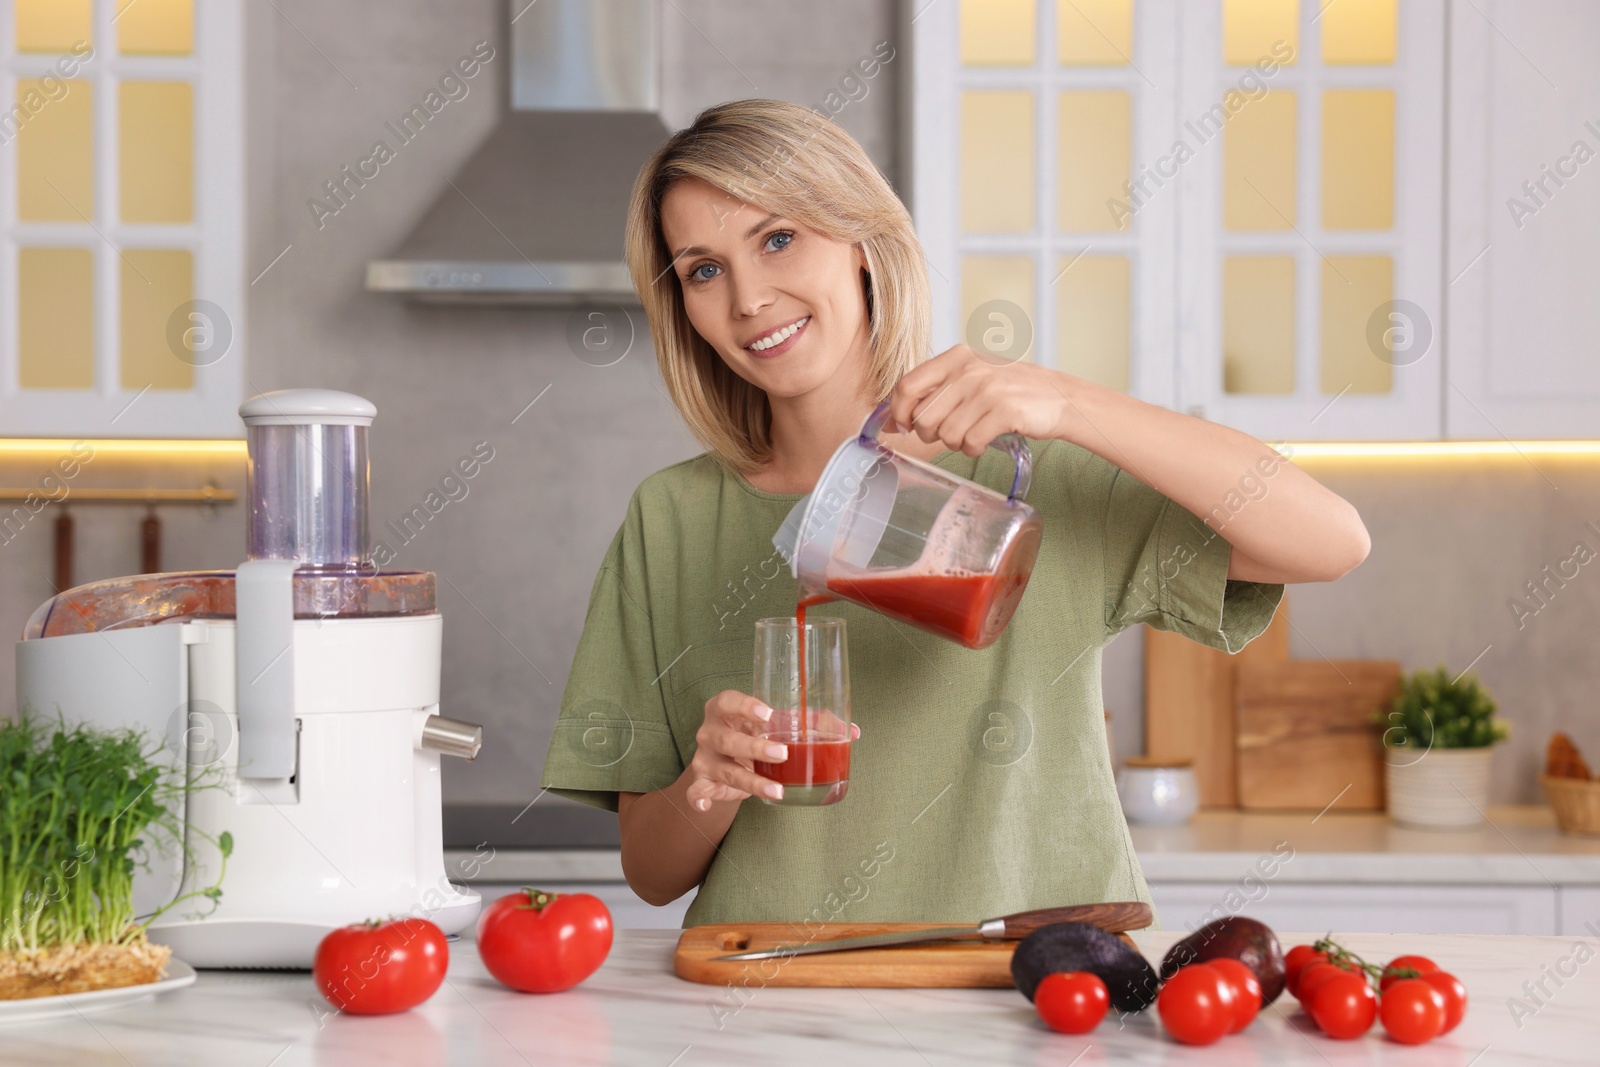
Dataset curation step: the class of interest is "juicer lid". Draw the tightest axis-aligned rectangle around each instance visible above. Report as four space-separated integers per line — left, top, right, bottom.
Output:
240 389 377 427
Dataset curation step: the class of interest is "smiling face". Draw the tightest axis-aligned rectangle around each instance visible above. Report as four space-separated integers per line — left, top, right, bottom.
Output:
659 177 871 400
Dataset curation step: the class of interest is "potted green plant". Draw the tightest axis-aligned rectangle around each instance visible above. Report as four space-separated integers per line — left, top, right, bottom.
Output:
1376 666 1509 829
1 713 230 1000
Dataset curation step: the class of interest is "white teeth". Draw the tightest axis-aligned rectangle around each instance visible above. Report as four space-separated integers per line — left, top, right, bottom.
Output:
749 316 809 351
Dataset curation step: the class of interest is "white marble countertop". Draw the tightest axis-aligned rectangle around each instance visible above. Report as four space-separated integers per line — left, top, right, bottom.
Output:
447 805 1600 888
2 929 1594 1064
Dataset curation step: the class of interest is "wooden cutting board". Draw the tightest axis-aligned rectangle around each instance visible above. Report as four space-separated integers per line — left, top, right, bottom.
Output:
1234 659 1401 811
1143 594 1290 807
674 913 1145 988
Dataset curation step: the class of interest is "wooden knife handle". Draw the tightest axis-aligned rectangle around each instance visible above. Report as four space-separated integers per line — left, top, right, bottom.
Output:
995 901 1153 938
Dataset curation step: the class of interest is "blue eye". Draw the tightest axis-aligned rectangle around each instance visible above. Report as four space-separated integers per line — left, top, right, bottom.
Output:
688 262 719 283
766 230 794 251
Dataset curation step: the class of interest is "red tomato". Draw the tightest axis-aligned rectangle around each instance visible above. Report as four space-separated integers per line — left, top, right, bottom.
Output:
1284 945 1327 998
1205 958 1263 1032
1420 971 1468 1034
1309 971 1378 1039
476 887 613 993
1296 960 1356 1005
1158 964 1236 1046
1034 972 1110 1034
1380 978 1447 1045
313 917 448 1015
1380 954 1440 991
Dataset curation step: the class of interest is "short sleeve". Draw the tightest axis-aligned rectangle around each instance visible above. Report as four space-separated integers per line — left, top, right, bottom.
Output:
539 494 686 812
1101 465 1283 652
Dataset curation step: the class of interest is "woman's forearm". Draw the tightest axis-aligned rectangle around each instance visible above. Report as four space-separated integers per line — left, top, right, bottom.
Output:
1059 377 1370 583
618 769 742 906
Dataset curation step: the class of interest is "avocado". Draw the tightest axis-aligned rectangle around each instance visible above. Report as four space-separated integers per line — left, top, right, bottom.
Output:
1010 921 1161 1013
1158 916 1287 1005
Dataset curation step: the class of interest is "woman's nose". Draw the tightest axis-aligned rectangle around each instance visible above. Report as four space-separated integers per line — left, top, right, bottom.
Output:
728 268 775 318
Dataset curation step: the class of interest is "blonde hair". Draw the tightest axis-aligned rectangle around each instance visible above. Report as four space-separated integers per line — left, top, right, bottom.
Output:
624 98 931 474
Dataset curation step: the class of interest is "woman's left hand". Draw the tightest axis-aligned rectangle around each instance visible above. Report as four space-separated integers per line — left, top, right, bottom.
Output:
884 344 1074 456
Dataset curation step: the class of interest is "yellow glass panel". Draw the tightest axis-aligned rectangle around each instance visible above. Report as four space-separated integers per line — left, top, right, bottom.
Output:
1321 256 1392 394
120 82 194 223
1057 91 1131 232
961 91 1035 233
960 0 1035 66
19 249 95 390
1059 0 1133 66
16 0 92 52
121 250 194 391
1223 256 1295 394
962 256 1035 362
1224 91 1296 230
1322 0 1396 64
16 79 94 222
1321 90 1393 230
1055 255 1130 391
1223 0 1299 65
116 0 194 55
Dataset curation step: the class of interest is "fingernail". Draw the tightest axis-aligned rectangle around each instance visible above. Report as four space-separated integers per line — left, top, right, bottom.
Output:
753 703 773 721
765 743 788 760
765 782 783 799
696 798 709 811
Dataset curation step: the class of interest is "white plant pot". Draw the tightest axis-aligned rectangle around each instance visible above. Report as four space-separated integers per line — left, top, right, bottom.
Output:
1385 746 1496 829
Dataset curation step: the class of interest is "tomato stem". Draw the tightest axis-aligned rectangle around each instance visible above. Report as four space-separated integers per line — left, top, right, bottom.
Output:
518 886 558 911
1311 935 1420 989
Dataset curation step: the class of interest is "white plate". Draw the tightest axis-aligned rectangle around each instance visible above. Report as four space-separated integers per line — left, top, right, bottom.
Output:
0 958 196 1026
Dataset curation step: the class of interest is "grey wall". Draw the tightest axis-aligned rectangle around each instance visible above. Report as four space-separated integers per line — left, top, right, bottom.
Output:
2 1 1590 814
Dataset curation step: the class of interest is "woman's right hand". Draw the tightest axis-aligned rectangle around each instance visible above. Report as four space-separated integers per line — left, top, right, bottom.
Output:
686 690 788 812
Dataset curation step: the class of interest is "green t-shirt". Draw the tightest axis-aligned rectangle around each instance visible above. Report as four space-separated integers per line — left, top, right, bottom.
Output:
539 438 1283 928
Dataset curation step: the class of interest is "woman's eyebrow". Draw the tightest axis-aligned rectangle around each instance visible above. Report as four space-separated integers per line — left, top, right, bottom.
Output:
671 213 783 261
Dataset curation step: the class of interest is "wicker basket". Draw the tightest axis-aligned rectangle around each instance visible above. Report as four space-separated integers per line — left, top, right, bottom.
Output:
1541 774 1600 835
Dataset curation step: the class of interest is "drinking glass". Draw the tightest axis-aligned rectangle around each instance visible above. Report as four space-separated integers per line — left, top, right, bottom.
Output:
751 616 851 806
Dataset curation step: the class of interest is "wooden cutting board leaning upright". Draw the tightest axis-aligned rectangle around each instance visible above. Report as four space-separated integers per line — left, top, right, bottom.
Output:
1143 594 1290 807
1234 659 1402 811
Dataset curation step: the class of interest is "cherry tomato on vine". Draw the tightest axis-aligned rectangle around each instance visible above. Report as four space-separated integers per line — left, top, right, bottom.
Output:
1158 964 1236 1046
1284 945 1327 998
1034 972 1110 1034
1420 971 1467 1034
1380 978 1447 1045
1380 954 1440 991
1296 960 1357 1005
1205 958 1262 1033
1308 971 1378 1039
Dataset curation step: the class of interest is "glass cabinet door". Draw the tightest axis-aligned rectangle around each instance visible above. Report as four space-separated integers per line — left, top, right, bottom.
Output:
1 0 243 437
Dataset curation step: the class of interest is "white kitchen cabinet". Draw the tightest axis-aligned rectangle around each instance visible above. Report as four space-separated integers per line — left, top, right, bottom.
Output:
909 0 1448 442
1444 0 1600 439
1149 880 1559 936
1558 887 1600 936
1173 1 1446 442
0 0 245 437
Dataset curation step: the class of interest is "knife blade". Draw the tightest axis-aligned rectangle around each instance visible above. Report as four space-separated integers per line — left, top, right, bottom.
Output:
708 901 1152 961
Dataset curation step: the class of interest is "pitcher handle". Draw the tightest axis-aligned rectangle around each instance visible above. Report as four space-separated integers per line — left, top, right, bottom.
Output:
862 400 1033 503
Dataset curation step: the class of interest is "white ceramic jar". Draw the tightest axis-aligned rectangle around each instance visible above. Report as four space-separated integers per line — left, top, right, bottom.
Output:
1117 756 1199 826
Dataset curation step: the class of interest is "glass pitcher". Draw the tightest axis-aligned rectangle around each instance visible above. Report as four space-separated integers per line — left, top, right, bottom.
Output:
772 401 1043 650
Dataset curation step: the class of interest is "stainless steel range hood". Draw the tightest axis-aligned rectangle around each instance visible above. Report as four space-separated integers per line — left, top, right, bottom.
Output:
366 0 671 304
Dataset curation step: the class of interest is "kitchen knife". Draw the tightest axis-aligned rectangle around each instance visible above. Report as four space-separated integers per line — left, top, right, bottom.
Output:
708 901 1152 961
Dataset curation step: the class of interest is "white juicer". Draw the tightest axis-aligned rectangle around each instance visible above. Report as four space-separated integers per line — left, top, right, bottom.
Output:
14 389 483 968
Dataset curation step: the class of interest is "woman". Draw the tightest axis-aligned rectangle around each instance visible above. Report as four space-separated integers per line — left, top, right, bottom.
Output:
539 99 1369 927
